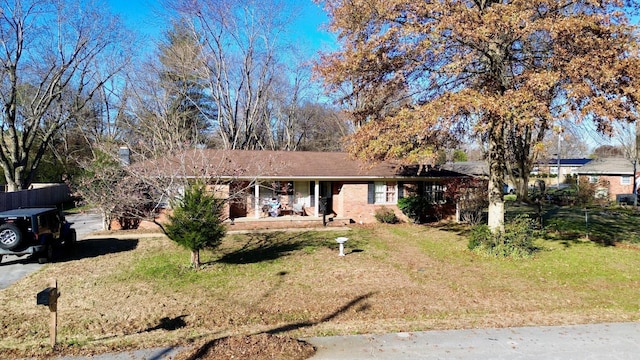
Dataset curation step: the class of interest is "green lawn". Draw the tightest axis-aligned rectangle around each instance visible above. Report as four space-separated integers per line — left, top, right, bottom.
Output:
0 220 638 358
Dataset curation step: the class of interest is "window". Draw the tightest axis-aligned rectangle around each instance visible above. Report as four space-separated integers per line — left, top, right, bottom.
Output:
621 176 632 185
374 181 396 204
424 182 446 203
589 176 599 184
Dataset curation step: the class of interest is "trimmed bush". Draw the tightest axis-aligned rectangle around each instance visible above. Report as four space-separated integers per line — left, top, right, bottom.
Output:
374 207 398 224
398 195 430 223
468 215 538 258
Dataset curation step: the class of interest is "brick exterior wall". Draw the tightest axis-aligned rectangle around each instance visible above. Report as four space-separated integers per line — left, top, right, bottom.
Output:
339 182 407 224
593 175 634 201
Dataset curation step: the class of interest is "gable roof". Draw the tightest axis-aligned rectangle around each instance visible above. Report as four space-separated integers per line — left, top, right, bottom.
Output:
442 161 489 177
575 157 634 175
135 149 470 180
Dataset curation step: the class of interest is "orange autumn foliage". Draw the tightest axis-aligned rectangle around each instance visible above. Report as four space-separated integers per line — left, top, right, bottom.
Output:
316 0 640 229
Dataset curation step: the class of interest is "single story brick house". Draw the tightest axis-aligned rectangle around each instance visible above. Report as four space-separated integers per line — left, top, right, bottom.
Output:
533 158 593 185
140 149 475 226
575 157 638 202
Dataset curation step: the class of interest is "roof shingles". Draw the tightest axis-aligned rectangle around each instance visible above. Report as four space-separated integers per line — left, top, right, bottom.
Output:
139 149 465 179
576 157 635 175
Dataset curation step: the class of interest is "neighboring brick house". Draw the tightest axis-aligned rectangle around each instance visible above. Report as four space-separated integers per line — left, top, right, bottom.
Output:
533 158 592 186
575 157 637 202
141 149 473 226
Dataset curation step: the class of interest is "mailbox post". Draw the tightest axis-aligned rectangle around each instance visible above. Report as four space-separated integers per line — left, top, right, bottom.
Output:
36 279 59 348
319 197 328 226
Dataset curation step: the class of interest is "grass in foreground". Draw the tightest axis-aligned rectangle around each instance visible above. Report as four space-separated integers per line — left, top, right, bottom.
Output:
0 224 639 358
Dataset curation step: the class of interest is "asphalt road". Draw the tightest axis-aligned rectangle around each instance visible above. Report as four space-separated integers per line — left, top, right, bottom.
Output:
0 210 103 290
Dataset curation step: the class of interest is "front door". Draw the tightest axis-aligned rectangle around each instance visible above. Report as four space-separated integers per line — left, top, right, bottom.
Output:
319 181 333 215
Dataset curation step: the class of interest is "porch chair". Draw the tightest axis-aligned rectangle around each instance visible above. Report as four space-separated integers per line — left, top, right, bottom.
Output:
292 203 305 216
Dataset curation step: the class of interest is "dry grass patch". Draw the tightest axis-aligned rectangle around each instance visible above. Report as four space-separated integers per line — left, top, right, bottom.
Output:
0 224 639 358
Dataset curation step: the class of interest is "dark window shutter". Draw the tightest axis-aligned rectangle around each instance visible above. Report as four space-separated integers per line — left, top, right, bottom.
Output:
398 182 404 199
367 182 375 204
418 181 425 196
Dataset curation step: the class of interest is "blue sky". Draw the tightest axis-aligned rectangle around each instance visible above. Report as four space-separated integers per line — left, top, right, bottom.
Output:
106 0 336 57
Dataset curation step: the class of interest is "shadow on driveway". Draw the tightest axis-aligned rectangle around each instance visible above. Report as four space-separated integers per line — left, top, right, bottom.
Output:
0 238 139 266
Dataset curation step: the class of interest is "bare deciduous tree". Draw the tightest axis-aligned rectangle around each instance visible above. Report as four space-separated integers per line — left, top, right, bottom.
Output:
0 0 134 191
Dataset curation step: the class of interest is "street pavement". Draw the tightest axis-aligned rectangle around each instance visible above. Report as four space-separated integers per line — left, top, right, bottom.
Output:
45 322 640 360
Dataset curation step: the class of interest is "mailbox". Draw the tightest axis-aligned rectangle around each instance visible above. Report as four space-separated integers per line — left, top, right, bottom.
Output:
36 287 58 306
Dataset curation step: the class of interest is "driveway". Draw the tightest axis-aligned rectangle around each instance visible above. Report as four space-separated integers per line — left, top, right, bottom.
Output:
0 210 103 290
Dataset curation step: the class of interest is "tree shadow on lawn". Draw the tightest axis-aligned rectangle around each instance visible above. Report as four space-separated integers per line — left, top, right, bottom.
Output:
264 291 376 334
430 204 640 247
183 292 376 360
215 231 344 265
65 238 139 261
0 238 139 266
542 207 639 246
140 315 188 333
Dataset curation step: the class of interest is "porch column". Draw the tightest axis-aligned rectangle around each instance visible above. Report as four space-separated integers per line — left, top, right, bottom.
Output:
314 181 320 217
254 182 260 218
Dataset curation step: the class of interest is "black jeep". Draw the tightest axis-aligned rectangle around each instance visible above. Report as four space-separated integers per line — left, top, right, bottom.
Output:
0 208 76 264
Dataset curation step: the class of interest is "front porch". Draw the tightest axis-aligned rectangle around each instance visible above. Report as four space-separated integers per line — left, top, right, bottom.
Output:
225 214 352 231
229 180 338 221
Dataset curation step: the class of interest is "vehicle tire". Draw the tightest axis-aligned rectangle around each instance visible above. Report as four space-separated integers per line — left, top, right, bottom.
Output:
0 223 23 250
64 229 77 249
38 243 54 264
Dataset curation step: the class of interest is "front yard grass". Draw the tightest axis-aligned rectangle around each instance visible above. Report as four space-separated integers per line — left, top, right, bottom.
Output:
0 222 639 358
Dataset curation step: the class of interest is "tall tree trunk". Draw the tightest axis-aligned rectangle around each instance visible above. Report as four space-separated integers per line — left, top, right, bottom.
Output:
488 118 506 232
191 250 201 268
5 178 19 192
101 209 112 231
635 120 640 206
515 172 530 200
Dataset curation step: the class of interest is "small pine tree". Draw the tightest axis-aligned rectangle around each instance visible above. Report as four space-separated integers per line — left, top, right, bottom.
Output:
165 182 226 268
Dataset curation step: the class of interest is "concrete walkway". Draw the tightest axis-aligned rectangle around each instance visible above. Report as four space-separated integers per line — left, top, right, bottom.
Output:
49 322 640 360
